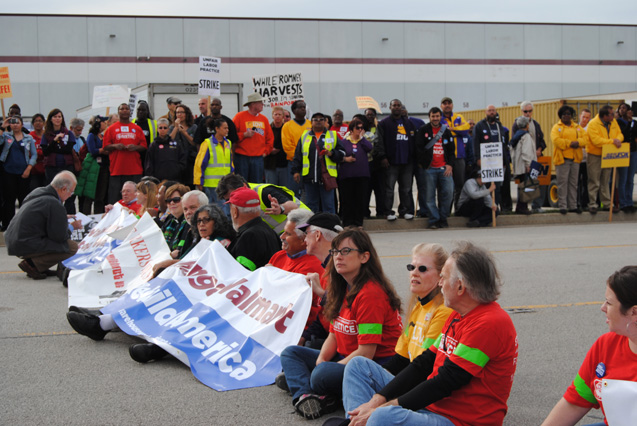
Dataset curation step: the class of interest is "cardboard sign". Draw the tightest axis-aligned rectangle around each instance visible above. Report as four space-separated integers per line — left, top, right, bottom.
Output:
356 96 382 113
92 85 130 109
198 56 221 96
536 156 552 185
252 72 304 107
480 142 504 183
0 67 12 99
102 240 312 391
602 143 630 168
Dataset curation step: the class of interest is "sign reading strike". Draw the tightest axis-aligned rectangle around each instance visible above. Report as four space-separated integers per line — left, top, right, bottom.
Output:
198 56 221 96
0 66 12 99
252 72 304 107
356 96 382 113
480 142 504 182
92 85 130 109
101 240 312 391
602 143 630 168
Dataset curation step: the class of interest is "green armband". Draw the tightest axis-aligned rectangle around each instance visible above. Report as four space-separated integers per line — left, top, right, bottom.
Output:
236 256 257 271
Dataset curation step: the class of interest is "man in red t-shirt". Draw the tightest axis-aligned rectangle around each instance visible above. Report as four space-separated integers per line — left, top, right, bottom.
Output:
330 109 348 139
345 242 518 426
414 107 456 229
102 103 147 204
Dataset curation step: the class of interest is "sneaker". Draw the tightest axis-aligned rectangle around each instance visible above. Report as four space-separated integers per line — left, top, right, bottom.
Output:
437 220 449 228
275 372 290 393
532 207 544 213
322 418 351 426
466 220 480 228
18 259 47 280
320 395 342 416
129 343 168 363
386 214 397 221
294 394 323 420
66 311 108 341
427 223 438 229
403 214 414 220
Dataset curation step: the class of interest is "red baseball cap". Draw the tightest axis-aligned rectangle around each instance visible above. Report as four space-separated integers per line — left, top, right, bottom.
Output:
226 187 260 208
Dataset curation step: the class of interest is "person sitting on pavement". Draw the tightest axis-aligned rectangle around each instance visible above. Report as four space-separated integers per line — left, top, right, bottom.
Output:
216 173 311 234
541 266 637 426
456 169 498 228
5 170 82 280
226 187 281 272
279 228 403 420
154 180 178 228
338 241 518 426
104 181 142 215
159 183 190 250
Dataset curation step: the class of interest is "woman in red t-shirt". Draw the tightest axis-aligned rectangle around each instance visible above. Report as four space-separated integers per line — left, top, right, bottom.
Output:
280 228 403 420
542 266 637 426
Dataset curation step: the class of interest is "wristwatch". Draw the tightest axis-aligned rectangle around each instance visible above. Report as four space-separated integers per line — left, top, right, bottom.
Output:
280 204 285 214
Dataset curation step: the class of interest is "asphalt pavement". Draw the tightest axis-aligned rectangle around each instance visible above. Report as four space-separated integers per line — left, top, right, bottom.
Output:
1 222 635 425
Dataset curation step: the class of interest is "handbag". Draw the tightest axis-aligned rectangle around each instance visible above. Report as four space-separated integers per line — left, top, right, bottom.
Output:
518 175 540 203
71 150 82 173
319 154 338 191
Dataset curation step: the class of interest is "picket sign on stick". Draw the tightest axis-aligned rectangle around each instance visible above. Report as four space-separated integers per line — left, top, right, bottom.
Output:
601 143 630 223
480 142 504 228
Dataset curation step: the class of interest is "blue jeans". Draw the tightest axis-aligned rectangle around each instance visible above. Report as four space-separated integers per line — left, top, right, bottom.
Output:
265 166 289 186
304 182 335 213
343 357 395 415
368 406 455 426
234 154 264 183
280 345 345 401
203 186 230 217
616 151 637 208
425 168 453 225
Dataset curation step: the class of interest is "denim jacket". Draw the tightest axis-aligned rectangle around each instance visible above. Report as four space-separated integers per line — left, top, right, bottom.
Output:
0 132 38 166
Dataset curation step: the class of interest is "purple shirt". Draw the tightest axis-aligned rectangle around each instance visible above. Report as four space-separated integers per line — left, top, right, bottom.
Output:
338 137 372 179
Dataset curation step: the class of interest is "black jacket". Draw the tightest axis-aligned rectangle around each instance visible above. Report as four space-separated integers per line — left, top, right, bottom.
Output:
144 135 187 182
473 119 511 162
414 123 455 170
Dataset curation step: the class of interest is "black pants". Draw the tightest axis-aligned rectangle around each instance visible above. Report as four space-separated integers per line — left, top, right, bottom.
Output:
1 170 30 228
453 158 466 210
368 161 388 216
338 177 369 227
494 162 512 211
457 197 494 226
577 161 589 209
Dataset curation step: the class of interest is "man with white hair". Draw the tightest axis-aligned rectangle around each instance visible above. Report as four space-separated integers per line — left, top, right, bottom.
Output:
5 171 82 280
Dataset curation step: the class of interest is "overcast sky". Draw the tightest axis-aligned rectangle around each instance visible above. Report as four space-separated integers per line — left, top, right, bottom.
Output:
6 0 637 25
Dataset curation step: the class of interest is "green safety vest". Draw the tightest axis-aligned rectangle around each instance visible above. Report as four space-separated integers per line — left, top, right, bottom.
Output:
301 130 338 178
203 138 232 188
248 183 311 234
132 118 157 144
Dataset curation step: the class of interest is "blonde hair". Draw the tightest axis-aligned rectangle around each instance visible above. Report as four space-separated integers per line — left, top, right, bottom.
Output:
136 181 158 210
272 106 285 114
405 243 448 320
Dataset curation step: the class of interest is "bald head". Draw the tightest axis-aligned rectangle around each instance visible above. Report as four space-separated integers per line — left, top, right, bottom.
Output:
486 105 497 122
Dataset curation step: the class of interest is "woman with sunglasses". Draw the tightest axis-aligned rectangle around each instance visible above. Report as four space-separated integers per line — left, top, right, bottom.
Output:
338 118 373 228
280 228 402 420
160 183 190 250
144 118 187 182
0 115 37 230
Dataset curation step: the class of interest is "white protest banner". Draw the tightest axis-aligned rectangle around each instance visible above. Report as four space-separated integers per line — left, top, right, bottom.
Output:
63 204 138 270
198 56 221 96
480 142 504 183
69 213 102 242
68 213 171 308
252 72 304 107
92 85 130 109
101 239 312 391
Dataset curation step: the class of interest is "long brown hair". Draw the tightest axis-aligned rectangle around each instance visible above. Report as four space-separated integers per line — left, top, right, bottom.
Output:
323 228 402 322
44 108 67 137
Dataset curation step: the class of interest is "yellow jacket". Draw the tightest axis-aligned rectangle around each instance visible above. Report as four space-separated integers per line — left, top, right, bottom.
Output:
586 115 624 156
551 121 586 165
281 119 311 161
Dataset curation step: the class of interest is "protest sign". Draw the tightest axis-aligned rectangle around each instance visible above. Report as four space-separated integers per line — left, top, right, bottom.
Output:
63 204 138 270
68 212 171 308
0 67 12 99
92 85 130 109
199 56 221 96
102 239 312 391
69 212 102 242
252 72 304 107
128 92 138 114
602 143 630 168
535 156 552 185
480 142 504 183
356 96 382 113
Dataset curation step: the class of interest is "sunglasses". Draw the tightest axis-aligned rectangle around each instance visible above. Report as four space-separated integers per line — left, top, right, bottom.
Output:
158 127 169 130
522 110 533 113
329 247 362 256
197 217 213 224
166 197 181 204
406 264 429 273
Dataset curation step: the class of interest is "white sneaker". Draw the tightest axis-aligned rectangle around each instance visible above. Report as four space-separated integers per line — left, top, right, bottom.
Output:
386 214 397 221
404 214 414 220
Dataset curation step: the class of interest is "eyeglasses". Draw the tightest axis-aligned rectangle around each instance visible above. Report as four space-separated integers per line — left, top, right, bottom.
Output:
329 247 363 256
522 110 533 113
406 264 428 273
355 126 364 130
166 197 181 204
158 126 169 129
197 217 213 224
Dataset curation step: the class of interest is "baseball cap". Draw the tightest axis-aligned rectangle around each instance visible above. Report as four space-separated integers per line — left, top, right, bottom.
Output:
311 112 326 120
225 187 260 208
166 96 182 104
441 97 453 104
296 212 343 233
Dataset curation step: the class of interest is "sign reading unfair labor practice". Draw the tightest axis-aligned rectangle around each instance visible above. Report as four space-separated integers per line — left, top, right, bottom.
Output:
198 56 221 96
101 240 312 391
252 72 304 107
602 143 630 168
480 142 504 183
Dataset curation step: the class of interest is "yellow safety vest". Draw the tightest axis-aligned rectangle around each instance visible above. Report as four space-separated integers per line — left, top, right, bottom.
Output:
132 118 157 144
301 130 338 178
203 138 232 188
248 183 311 234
